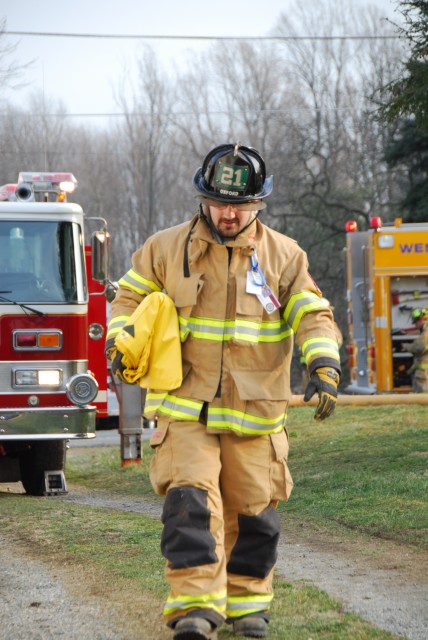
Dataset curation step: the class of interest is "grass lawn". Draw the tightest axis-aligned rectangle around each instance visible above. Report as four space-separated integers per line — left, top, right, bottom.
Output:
1 404 426 639
66 404 428 549
284 404 428 548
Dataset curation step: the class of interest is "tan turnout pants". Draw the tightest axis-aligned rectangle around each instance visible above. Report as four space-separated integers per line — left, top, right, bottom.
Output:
149 419 293 628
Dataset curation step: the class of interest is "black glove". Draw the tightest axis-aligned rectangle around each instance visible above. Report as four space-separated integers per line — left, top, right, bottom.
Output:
111 349 126 381
304 366 339 421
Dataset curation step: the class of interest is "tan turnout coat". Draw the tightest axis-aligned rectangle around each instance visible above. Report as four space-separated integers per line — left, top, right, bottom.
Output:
107 214 340 435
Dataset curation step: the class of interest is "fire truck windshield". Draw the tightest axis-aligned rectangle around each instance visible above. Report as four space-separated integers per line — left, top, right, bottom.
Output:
0 220 87 303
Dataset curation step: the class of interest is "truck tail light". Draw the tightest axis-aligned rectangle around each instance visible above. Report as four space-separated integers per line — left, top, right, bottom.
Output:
16 333 37 347
38 333 61 348
14 330 62 350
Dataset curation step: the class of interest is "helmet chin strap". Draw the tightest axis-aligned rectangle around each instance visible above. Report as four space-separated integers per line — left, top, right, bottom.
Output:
198 204 259 244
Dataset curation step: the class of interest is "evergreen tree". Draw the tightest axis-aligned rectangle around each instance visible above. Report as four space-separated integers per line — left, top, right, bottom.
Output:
380 1 428 220
381 0 428 130
385 119 428 221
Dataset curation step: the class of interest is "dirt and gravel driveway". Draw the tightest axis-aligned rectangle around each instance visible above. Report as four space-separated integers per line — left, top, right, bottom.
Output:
2 480 427 640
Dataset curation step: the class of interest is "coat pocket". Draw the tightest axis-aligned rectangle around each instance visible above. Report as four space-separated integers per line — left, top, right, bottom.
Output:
172 273 204 341
235 269 280 320
235 270 264 318
173 272 204 309
149 421 172 496
230 368 289 401
270 430 293 501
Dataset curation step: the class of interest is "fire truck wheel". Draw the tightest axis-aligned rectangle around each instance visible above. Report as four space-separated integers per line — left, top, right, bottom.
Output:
19 441 66 496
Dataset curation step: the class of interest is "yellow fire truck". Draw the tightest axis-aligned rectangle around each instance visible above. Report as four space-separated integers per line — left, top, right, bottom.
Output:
345 216 428 394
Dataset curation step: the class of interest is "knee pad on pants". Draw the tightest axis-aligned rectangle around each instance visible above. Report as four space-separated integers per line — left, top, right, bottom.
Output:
227 505 280 578
161 486 218 569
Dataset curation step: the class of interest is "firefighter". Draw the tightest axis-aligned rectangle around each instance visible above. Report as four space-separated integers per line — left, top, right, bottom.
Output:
404 308 428 392
106 143 341 640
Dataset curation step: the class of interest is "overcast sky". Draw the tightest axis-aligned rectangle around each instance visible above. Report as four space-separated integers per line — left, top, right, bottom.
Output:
1 0 398 123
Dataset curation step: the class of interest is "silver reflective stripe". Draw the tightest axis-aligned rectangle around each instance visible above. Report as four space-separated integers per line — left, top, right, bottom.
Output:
285 293 328 332
301 337 340 363
107 317 128 331
302 337 337 355
165 594 227 609
118 270 160 295
227 599 272 611
161 397 201 418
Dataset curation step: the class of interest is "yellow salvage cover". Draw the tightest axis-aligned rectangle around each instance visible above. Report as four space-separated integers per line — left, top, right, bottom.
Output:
114 292 182 390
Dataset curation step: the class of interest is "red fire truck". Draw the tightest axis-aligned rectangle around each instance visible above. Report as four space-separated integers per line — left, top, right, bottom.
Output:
0 172 111 495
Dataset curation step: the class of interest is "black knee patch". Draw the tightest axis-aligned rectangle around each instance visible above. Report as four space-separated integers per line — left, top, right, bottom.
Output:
161 486 218 569
227 505 280 578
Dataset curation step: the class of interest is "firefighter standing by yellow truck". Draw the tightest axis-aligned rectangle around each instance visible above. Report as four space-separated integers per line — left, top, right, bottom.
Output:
404 308 428 392
106 144 341 640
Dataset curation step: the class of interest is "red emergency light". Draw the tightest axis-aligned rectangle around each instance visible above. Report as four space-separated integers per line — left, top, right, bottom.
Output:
0 183 18 201
345 220 358 232
370 216 382 230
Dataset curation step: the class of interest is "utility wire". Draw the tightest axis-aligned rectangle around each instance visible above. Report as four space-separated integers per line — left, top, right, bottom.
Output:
5 30 401 41
0 104 381 118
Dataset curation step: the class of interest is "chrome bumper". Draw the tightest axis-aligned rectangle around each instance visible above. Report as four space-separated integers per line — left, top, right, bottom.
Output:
0 405 96 440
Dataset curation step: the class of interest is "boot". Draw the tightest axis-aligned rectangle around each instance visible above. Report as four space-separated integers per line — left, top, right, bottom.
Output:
173 616 218 640
233 616 268 638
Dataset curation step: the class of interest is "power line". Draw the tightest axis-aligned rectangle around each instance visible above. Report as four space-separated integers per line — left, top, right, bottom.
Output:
5 30 401 41
0 105 381 118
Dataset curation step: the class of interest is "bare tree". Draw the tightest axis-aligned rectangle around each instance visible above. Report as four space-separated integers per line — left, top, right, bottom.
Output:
230 0 404 380
272 1 405 220
115 46 178 247
0 92 69 181
0 17 33 92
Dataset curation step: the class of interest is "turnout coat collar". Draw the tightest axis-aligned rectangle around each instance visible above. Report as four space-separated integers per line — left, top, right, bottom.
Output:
185 213 261 270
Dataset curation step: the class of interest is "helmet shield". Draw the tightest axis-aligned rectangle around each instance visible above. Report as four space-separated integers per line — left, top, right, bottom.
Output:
193 143 273 204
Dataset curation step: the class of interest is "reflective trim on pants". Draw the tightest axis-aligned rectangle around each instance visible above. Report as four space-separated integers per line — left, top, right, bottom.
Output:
226 593 274 619
163 588 227 618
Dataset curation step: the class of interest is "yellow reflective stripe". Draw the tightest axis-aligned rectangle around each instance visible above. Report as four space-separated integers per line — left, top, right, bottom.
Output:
207 407 286 435
106 315 130 339
178 315 292 344
415 364 428 370
284 292 329 332
118 268 161 295
145 392 203 420
226 593 273 618
301 336 340 364
145 396 285 435
179 316 225 341
164 589 227 617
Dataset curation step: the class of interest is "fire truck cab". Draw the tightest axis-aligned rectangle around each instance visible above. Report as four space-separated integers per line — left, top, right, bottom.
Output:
0 172 109 495
345 216 428 394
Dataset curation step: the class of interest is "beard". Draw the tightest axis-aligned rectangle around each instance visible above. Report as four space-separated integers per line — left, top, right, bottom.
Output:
217 218 241 236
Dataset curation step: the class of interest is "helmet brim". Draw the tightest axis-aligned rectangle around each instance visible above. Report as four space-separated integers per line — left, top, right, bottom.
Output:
196 196 266 211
